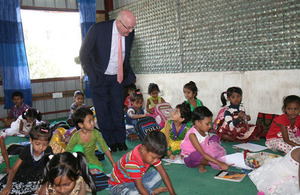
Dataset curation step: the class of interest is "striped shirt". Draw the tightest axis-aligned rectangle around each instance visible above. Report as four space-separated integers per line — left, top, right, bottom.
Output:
109 144 161 186
224 104 242 130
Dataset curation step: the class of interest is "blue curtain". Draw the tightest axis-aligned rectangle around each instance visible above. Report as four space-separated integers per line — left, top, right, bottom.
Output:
78 0 96 98
0 0 32 109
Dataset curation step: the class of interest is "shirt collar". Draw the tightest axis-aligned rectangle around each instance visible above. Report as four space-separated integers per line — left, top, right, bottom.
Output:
133 144 144 165
113 20 119 35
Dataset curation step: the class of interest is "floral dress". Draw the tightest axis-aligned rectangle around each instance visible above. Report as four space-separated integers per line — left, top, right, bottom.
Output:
161 120 190 155
216 104 263 142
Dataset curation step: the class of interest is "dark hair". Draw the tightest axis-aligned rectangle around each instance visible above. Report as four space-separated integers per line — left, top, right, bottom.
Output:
72 107 93 129
74 90 84 98
126 83 137 92
40 152 96 194
282 95 300 113
142 131 167 156
22 108 42 121
220 87 243 107
192 106 213 122
130 91 143 102
29 123 52 141
183 81 198 98
12 91 23 99
148 83 160 94
175 101 192 124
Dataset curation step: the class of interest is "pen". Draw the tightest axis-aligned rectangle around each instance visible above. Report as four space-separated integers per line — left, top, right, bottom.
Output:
242 169 247 174
228 163 235 166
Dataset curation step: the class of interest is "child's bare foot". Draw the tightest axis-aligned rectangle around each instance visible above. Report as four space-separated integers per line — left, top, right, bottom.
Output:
199 165 207 173
153 187 168 194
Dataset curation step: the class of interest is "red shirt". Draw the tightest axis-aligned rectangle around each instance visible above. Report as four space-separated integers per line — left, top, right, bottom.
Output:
9 103 30 119
266 113 300 139
109 144 161 186
124 96 132 108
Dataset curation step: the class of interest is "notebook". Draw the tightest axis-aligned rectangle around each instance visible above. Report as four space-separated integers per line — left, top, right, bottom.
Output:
214 170 246 182
233 143 268 152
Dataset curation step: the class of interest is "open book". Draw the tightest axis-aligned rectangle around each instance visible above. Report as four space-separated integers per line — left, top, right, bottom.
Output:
214 170 246 182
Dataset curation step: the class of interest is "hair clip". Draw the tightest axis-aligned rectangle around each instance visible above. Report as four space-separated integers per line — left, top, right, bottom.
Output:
49 154 54 160
225 91 227 94
136 92 141 94
73 152 78 158
41 129 48 133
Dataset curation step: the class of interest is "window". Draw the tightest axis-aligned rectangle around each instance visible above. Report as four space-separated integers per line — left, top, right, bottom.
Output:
21 10 82 79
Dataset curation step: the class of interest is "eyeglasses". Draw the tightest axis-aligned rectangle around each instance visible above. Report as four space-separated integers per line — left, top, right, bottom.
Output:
120 20 134 31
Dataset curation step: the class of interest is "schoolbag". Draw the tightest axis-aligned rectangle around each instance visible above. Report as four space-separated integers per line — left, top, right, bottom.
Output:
134 116 161 141
213 106 229 131
154 103 173 128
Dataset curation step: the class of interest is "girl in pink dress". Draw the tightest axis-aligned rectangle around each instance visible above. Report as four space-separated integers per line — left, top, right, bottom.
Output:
180 106 228 173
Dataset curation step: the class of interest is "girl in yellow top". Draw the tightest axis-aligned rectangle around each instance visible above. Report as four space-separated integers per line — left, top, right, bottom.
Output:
146 83 166 114
161 102 192 159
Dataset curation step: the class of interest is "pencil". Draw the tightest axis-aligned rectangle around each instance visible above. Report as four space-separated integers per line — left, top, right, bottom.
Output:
228 163 235 166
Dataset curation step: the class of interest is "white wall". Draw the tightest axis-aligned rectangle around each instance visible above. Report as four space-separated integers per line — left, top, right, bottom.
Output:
135 69 300 124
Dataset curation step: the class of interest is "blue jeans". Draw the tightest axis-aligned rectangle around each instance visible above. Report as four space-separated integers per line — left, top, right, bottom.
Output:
109 170 162 195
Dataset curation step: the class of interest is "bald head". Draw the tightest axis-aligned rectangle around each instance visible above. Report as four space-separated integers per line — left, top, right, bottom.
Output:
116 10 136 36
117 10 136 22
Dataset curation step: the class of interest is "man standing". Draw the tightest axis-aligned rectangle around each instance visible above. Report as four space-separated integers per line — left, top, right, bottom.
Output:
79 10 136 152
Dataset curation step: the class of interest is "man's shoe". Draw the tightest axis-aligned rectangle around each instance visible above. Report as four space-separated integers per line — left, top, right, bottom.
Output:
109 144 117 152
118 143 128 151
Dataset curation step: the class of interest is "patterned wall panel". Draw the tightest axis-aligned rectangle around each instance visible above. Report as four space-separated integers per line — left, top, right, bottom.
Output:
110 0 182 73
109 0 300 73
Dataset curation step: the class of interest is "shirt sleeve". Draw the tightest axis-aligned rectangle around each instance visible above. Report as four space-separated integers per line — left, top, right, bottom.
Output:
19 145 30 161
153 159 161 167
79 24 97 76
65 132 79 152
8 107 14 118
127 108 135 118
94 130 109 152
161 121 171 146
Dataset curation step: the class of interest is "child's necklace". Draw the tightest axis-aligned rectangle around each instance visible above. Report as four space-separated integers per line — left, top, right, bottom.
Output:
171 123 185 140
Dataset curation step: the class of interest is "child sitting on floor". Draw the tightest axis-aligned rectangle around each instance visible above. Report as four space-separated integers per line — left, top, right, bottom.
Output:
0 132 10 173
109 131 176 195
215 87 263 142
0 123 53 194
38 152 96 195
146 83 166 115
66 107 115 172
126 91 149 141
249 146 300 194
266 95 300 154
181 106 228 173
1 91 30 128
183 81 203 128
67 90 87 126
161 101 192 159
5 108 42 137
124 83 137 113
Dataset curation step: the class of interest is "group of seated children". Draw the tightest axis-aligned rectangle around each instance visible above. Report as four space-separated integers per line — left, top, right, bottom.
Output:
123 81 300 194
0 82 299 194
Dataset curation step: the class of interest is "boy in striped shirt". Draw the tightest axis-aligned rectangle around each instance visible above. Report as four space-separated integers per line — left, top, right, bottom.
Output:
109 131 176 195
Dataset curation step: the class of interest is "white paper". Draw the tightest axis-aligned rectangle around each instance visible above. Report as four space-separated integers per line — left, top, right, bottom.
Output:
162 156 185 164
233 143 268 152
225 152 252 170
